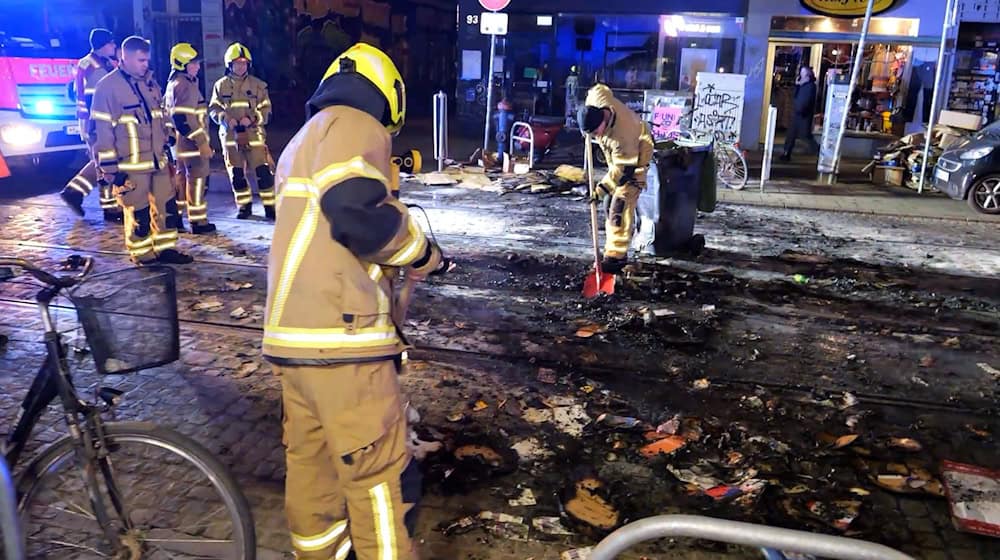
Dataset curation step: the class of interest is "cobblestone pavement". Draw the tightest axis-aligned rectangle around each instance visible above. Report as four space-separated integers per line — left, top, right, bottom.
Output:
0 164 998 560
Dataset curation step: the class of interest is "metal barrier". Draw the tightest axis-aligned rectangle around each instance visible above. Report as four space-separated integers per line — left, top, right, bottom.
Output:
432 91 449 172
509 121 534 170
0 456 25 559
588 515 913 560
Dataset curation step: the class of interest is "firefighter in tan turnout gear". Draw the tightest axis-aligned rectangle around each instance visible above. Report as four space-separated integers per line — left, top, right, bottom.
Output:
60 28 123 222
264 43 442 560
209 43 275 220
165 42 216 234
90 36 193 265
578 83 654 272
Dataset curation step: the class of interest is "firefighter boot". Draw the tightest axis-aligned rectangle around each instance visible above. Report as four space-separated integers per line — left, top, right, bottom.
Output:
104 210 124 223
191 222 217 235
60 189 85 217
237 203 253 219
157 249 194 265
264 206 275 220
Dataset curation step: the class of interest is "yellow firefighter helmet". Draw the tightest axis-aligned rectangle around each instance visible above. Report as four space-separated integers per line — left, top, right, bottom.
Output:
321 43 405 134
170 42 199 71
224 43 252 67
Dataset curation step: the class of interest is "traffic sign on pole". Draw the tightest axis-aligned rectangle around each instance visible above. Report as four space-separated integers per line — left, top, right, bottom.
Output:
478 0 510 12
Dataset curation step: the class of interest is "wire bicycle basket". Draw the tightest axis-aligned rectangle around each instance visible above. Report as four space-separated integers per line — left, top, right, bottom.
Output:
68 266 180 375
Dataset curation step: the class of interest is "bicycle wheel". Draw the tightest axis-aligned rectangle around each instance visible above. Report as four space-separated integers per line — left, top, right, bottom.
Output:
715 143 749 190
16 422 256 559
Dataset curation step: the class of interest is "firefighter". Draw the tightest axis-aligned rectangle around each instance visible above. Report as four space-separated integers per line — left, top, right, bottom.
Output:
209 43 274 220
578 83 654 272
91 36 192 265
60 28 123 222
264 43 442 560
165 42 216 234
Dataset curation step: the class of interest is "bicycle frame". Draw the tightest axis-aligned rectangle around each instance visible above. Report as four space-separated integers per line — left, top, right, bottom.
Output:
2 280 134 551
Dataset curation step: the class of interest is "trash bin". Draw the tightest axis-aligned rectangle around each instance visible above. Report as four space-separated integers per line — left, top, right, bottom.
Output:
634 140 713 256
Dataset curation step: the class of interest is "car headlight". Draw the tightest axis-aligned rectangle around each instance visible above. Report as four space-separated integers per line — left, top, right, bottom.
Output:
0 123 43 147
960 146 995 160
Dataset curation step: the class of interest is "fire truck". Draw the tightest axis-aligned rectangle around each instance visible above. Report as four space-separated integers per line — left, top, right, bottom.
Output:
0 1 114 178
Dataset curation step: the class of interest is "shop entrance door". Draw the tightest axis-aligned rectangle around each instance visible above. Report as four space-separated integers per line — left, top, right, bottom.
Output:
760 42 823 144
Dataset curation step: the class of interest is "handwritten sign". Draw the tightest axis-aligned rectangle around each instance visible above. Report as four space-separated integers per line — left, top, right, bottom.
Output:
643 90 691 141
692 73 747 144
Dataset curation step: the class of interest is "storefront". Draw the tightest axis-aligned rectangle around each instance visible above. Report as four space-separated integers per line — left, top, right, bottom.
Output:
454 0 746 136
742 0 953 153
947 22 1000 127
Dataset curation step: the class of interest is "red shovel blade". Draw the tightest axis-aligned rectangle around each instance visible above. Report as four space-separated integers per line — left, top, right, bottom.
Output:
582 267 616 299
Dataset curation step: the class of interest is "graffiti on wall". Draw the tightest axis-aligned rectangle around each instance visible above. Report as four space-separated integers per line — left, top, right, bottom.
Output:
691 72 747 144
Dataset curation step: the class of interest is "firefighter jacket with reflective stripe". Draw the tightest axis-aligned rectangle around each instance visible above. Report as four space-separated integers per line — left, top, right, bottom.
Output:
91 69 169 175
165 72 209 156
263 106 434 364
74 52 115 134
209 73 271 145
585 84 654 189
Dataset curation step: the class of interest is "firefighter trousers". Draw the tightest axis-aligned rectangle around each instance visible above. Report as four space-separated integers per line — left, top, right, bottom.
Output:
62 145 120 213
605 180 642 259
176 155 211 225
278 360 419 560
223 143 274 208
116 170 181 263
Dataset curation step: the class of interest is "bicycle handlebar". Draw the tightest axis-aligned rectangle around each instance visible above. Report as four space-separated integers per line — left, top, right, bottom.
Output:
0 255 95 289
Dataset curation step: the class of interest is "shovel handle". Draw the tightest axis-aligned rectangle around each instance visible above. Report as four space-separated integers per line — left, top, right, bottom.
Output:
585 134 602 284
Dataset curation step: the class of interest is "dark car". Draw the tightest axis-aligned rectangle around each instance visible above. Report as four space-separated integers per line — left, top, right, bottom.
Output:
934 122 1000 214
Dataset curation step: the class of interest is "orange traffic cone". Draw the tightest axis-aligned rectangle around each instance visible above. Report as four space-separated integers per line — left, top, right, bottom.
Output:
0 153 10 179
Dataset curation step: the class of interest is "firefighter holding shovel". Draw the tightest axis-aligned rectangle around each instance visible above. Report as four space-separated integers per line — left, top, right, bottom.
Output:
578 84 654 275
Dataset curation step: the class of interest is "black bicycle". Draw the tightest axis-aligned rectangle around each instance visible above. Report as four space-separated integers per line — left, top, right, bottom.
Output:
0 256 255 559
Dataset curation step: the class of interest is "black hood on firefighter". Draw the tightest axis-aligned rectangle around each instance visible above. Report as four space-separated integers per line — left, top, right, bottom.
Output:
305 73 387 126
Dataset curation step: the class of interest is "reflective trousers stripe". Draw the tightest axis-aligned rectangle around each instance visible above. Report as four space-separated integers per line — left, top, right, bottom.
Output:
290 520 347 552
370 483 397 560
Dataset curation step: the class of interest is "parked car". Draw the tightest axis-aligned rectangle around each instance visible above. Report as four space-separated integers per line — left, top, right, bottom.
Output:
934 121 1000 214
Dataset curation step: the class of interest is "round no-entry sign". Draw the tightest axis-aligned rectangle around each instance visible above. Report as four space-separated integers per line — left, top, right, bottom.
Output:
478 0 510 11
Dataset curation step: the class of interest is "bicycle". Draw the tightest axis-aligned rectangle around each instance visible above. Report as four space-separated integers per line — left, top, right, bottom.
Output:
0 256 256 559
665 128 749 191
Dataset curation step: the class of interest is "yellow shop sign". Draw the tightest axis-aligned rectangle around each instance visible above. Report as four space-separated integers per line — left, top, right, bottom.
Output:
800 0 900 18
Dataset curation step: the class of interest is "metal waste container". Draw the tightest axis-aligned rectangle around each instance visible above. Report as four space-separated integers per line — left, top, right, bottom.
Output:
634 140 713 256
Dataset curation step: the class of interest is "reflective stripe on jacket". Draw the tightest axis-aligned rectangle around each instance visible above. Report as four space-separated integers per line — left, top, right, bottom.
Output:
74 53 115 136
585 84 654 188
209 73 271 147
91 69 169 175
165 73 209 157
263 106 433 364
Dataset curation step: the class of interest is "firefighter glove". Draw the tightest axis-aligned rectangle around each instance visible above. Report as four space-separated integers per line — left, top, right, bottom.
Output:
590 181 612 203
235 125 250 148
198 142 213 160
407 242 442 281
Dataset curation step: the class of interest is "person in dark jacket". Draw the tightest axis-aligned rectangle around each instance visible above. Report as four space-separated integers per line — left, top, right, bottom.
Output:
780 66 820 161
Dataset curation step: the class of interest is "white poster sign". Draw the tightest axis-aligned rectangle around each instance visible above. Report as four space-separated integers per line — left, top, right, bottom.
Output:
201 2 226 90
461 50 482 80
692 72 747 144
818 80 851 174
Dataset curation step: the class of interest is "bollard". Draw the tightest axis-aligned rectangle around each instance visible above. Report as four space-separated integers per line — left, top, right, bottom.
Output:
432 91 448 172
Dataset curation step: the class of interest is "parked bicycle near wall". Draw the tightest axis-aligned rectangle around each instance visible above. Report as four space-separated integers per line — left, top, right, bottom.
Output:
0 256 256 559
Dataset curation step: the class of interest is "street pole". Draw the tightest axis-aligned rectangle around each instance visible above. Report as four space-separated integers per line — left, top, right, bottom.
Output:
483 34 497 157
918 0 958 194
828 0 876 183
